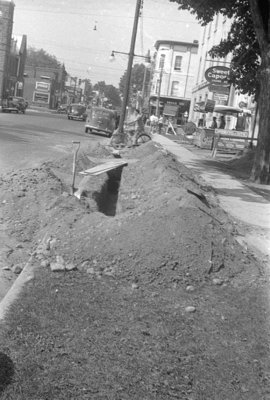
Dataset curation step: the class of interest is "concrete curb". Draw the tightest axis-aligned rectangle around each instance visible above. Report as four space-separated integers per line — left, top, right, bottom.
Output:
0 254 35 321
0 234 49 322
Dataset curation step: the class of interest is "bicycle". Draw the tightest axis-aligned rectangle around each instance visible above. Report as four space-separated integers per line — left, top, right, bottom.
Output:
124 124 152 147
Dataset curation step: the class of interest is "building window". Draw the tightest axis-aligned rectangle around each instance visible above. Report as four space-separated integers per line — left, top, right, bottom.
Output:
202 26 207 44
202 51 207 81
171 81 179 96
197 56 202 84
214 14 219 31
207 22 212 38
159 54 165 69
174 56 182 71
156 79 160 94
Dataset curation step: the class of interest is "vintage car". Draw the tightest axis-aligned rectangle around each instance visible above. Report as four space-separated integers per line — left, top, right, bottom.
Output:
2 96 28 113
67 103 87 121
85 106 118 137
57 104 68 114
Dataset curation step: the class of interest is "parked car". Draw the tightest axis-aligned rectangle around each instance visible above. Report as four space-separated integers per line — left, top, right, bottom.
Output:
85 106 118 137
2 96 28 114
57 104 68 114
67 103 87 121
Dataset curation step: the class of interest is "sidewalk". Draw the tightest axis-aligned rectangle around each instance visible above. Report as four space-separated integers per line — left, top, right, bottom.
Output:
152 133 270 262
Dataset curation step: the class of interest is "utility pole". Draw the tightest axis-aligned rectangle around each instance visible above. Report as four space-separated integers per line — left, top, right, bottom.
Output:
116 0 142 142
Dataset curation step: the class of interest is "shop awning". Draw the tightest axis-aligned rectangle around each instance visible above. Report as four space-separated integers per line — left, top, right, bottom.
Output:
214 105 242 115
163 104 179 116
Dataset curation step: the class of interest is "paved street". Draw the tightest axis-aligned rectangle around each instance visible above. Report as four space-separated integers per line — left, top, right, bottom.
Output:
0 110 108 173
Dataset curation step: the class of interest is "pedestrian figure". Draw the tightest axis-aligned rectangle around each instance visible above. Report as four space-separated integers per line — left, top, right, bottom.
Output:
158 115 164 134
219 115 226 129
150 114 158 133
125 108 144 146
210 116 217 129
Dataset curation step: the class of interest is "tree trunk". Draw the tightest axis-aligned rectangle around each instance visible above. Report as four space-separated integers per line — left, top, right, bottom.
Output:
249 0 270 184
250 58 270 184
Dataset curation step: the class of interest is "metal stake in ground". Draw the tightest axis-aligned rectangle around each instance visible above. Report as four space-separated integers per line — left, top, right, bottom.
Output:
71 141 80 194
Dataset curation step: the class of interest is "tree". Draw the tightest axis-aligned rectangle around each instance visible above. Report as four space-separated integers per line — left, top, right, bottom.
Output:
119 63 150 99
104 85 122 108
93 81 121 109
26 47 61 68
170 0 270 184
82 79 93 104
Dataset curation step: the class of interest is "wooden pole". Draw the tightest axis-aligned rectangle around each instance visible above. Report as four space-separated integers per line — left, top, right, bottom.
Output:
117 0 142 141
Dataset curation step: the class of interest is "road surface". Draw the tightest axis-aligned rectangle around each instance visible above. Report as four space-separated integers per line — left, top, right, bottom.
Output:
0 110 108 173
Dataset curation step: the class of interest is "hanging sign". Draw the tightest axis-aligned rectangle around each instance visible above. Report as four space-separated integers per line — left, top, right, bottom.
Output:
205 66 230 86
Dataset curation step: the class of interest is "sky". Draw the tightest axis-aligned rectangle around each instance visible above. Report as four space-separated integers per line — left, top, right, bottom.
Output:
13 0 202 87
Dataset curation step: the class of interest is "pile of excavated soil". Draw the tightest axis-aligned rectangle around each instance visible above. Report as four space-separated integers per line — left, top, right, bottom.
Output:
0 141 269 398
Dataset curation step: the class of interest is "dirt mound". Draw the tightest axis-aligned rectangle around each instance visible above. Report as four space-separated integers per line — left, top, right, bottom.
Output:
0 141 262 289
0 141 269 398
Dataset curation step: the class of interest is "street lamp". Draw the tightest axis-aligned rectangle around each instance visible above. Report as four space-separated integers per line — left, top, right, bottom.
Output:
110 49 151 113
109 49 151 64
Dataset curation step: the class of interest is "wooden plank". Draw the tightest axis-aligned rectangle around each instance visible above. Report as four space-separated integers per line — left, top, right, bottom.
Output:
79 160 128 176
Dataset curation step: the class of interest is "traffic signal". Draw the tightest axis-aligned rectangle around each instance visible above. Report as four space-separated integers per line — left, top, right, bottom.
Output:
78 79 82 86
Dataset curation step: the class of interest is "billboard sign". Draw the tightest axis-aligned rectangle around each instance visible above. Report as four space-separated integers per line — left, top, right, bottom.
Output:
205 66 230 86
36 81 50 92
209 84 230 94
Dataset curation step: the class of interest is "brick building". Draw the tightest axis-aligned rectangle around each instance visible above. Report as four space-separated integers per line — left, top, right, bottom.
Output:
23 64 67 109
0 0 14 98
8 34 27 97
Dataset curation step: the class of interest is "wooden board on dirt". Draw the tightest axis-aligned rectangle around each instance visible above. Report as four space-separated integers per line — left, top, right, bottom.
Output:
79 160 128 176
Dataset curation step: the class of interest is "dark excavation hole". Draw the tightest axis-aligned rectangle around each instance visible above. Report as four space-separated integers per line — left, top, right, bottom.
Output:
92 167 123 216
0 352 15 393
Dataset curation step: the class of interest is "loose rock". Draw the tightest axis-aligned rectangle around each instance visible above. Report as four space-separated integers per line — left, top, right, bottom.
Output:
50 255 66 272
41 259 50 268
212 278 224 286
12 264 23 274
131 283 139 290
65 262 77 271
185 306 196 313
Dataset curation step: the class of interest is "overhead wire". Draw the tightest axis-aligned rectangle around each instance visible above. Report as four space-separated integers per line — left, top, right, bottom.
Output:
15 7 199 24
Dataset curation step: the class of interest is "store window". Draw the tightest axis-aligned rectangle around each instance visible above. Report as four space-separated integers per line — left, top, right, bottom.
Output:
174 56 182 71
171 81 179 96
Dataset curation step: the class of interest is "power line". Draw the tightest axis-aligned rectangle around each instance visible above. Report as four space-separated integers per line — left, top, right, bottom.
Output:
15 7 199 24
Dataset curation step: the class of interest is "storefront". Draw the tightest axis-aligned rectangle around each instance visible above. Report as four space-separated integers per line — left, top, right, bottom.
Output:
149 95 190 125
193 104 252 152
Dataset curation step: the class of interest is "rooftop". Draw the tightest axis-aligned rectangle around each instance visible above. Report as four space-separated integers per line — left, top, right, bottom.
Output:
154 40 199 50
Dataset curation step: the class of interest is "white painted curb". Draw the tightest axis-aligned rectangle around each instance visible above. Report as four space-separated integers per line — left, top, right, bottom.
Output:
0 234 49 321
0 254 35 321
